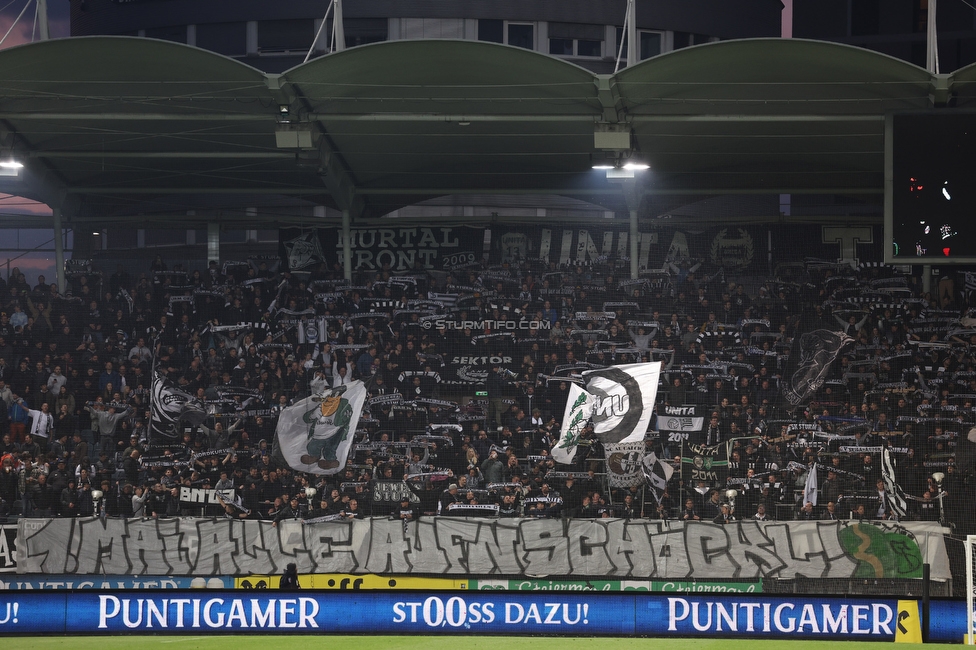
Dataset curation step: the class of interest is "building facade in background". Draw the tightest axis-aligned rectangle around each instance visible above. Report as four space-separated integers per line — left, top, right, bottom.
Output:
70 0 976 72
69 0 782 73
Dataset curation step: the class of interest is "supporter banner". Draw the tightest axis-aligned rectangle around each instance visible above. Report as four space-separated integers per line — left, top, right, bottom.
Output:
488 225 771 273
273 381 367 476
17 517 950 581
604 441 646 488
178 487 236 507
768 224 884 267
490 225 659 269
681 442 730 484
442 352 518 386
0 591 910 638
371 480 420 505
657 405 706 446
280 226 485 273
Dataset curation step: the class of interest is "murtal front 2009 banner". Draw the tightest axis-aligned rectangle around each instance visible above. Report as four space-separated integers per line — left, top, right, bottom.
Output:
280 226 486 273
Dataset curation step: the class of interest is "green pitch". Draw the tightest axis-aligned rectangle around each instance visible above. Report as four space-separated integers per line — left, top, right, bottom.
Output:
4 637 953 650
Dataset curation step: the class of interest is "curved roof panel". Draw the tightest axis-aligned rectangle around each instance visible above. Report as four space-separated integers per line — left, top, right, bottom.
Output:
616 38 933 115
0 36 267 103
615 39 935 193
0 37 946 222
282 40 602 116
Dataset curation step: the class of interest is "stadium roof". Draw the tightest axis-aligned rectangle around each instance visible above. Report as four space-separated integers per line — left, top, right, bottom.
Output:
0 36 958 227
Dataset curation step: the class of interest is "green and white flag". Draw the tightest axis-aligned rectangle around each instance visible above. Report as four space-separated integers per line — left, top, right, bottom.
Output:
551 382 594 464
273 380 367 475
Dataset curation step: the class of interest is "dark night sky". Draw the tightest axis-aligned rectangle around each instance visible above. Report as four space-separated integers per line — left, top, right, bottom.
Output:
0 0 70 50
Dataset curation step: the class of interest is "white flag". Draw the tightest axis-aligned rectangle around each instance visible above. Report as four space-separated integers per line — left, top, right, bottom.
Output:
803 462 818 507
551 383 593 464
273 380 367 475
583 362 661 444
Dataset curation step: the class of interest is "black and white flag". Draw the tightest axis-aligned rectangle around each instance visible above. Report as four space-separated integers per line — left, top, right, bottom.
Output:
550 362 661 463
150 372 207 441
584 362 661 444
881 447 910 520
641 452 674 503
781 330 854 406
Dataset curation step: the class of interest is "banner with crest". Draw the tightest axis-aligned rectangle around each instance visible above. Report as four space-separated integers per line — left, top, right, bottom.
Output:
280 227 485 273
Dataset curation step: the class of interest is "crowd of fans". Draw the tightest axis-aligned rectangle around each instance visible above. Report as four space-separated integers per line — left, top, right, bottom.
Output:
0 251 973 533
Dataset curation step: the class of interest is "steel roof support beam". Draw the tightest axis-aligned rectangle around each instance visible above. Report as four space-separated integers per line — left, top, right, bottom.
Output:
0 113 270 121
31 152 292 159
52 207 65 294
306 114 597 122
341 209 352 281
632 115 884 122
283 77 366 219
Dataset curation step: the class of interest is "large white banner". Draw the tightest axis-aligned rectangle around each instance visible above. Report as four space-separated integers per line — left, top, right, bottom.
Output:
16 517 950 582
584 363 660 444
550 363 661 465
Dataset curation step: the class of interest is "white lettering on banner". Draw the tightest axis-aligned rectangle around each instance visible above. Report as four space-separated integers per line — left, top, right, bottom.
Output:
666 598 894 635
0 526 15 572
98 595 320 630
822 226 873 265
331 227 474 271
178 488 236 505
664 406 696 416
341 228 459 250
0 602 19 624
392 597 498 626
451 356 513 365
17 518 950 582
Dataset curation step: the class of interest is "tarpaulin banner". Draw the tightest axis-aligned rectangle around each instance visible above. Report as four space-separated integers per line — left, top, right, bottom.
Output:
281 226 485 272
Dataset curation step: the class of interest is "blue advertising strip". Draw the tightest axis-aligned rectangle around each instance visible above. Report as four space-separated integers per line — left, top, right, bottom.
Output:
0 576 233 590
637 595 899 639
927 599 969 643
0 591 932 638
67 592 632 635
0 593 68 633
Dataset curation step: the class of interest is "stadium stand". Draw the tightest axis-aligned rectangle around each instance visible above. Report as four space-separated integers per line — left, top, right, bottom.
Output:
0 252 972 538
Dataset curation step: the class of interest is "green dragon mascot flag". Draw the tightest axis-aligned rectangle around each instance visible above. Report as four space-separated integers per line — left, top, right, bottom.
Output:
273 380 367 475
